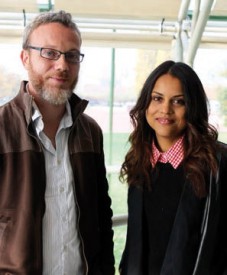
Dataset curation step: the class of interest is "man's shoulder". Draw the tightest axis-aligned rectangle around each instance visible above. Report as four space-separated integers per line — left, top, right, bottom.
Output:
0 98 14 121
79 112 103 135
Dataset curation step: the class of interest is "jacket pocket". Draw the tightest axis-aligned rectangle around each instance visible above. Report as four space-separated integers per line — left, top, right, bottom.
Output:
0 211 13 256
0 222 7 247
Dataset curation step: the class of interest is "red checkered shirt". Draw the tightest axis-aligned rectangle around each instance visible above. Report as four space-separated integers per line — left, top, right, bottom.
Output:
151 136 184 169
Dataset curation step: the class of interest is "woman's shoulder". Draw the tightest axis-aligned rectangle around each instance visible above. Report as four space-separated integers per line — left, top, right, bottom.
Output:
217 141 227 157
216 142 227 173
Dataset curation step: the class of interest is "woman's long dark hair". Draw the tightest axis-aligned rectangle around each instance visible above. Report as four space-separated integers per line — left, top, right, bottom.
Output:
120 60 218 197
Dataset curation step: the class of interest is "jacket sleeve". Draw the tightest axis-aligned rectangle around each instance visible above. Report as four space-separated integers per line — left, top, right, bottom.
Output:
211 144 227 274
96 136 115 275
219 149 227 274
119 185 143 275
69 113 115 275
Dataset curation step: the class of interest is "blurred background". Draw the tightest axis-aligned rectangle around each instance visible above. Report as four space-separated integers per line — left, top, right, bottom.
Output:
0 1 227 273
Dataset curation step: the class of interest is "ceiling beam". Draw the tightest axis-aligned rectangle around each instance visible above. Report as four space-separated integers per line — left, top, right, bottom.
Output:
55 0 182 20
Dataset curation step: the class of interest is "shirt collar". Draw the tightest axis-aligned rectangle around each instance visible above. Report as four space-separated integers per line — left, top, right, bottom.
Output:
31 100 73 136
151 136 184 169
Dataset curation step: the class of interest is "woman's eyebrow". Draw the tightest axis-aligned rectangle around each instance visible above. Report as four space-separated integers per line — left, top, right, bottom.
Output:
152 91 163 95
173 94 184 98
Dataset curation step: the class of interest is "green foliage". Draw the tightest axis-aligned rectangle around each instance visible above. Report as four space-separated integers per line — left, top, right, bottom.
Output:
0 65 21 98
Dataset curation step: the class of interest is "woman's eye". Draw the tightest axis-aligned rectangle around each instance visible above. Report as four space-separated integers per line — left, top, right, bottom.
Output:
172 98 185 105
151 95 162 102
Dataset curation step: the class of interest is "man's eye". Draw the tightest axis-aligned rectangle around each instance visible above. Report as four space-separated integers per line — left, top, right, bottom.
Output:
67 52 78 58
43 49 58 58
47 50 57 57
66 52 79 60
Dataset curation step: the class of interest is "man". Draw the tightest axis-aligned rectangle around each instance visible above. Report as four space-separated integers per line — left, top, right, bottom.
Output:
0 10 115 275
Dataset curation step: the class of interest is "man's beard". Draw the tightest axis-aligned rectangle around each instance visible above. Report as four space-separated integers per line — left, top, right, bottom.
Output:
28 67 78 105
40 86 73 105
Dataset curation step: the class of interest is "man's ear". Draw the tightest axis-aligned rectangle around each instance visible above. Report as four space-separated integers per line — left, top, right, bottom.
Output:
20 49 30 69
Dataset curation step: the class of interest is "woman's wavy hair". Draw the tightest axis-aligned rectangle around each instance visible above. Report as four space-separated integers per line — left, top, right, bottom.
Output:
120 60 218 197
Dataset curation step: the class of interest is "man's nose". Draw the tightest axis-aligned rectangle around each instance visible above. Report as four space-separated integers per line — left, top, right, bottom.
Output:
54 54 70 71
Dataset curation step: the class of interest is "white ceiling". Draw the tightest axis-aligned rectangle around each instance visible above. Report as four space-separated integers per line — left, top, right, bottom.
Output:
210 0 227 16
0 0 226 18
54 0 182 20
0 0 226 65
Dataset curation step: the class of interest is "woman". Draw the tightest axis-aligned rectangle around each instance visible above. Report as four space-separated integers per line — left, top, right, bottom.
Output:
119 60 227 275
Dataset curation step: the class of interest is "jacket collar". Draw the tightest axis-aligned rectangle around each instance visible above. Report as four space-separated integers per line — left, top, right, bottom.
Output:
13 81 88 126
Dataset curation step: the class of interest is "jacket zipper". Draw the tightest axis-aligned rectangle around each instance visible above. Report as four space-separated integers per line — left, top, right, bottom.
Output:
75 195 89 275
68 131 89 274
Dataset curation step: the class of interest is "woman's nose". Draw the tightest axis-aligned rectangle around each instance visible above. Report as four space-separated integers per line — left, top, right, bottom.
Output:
160 101 172 114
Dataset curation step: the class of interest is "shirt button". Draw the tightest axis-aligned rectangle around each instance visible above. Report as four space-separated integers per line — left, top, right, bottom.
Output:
60 186 64 193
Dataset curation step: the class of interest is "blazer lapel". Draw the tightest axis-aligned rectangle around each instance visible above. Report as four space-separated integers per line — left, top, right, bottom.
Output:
161 180 206 275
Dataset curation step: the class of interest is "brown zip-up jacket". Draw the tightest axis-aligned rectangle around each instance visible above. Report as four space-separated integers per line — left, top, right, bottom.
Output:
0 81 115 275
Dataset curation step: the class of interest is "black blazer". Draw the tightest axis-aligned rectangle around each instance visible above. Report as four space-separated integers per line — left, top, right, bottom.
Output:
120 144 227 275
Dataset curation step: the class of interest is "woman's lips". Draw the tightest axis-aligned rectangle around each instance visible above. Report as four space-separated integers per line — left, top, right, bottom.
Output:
156 117 174 125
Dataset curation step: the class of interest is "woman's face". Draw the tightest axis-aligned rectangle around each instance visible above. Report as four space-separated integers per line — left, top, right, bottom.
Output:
146 73 187 151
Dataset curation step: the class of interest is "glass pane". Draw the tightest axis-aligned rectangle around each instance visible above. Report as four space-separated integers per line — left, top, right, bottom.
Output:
194 48 227 143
